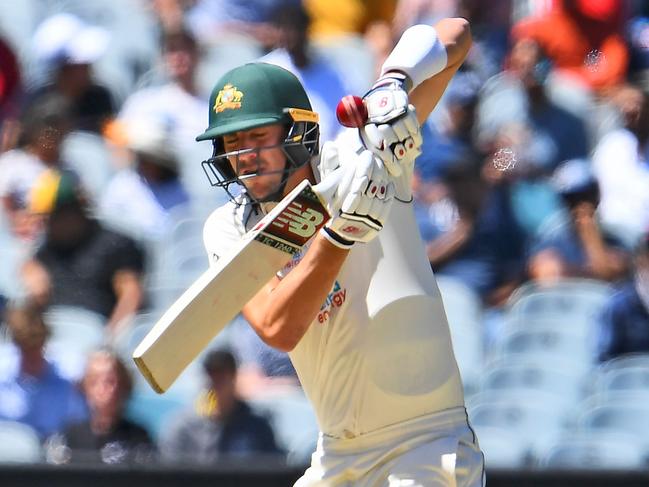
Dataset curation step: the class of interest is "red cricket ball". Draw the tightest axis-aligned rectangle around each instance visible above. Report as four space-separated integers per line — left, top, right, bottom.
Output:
336 95 368 128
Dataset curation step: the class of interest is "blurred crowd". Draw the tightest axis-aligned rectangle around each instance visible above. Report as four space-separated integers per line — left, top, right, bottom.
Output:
0 0 649 470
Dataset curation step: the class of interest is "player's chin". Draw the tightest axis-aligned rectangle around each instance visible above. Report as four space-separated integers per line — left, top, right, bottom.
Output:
244 175 283 200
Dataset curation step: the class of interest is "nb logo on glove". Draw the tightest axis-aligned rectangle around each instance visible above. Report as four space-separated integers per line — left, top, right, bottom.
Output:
360 76 423 181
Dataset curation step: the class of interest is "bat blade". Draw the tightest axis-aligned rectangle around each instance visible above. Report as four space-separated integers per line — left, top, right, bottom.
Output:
133 180 328 393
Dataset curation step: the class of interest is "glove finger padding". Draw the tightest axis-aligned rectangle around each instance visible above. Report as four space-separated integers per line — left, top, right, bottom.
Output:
371 181 395 223
359 110 423 178
361 124 401 178
324 151 394 244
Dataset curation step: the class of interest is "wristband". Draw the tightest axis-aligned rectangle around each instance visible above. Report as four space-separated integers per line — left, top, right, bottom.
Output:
320 226 354 250
381 24 448 89
369 71 413 93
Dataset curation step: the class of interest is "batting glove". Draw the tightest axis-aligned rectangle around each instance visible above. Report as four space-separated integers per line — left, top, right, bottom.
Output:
360 74 423 180
314 148 395 248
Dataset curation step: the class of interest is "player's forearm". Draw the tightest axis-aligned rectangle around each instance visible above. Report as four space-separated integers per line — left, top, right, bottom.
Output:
426 219 472 266
243 233 349 351
107 271 143 335
409 18 472 124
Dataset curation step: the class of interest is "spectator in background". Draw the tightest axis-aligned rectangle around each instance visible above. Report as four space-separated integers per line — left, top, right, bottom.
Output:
426 152 527 307
476 36 590 235
528 158 629 283
99 115 189 241
303 0 396 41
260 3 351 145
21 170 145 339
159 348 283 464
476 37 590 173
0 94 72 242
627 6 649 86
0 300 87 440
456 0 512 81
392 0 511 80
29 13 115 134
116 28 211 201
427 70 481 167
118 28 208 161
512 0 629 93
597 232 649 363
592 84 649 247
48 348 153 465
184 0 300 48
228 315 301 399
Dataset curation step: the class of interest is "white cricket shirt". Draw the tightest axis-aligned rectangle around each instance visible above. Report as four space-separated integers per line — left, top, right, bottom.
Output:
203 157 464 441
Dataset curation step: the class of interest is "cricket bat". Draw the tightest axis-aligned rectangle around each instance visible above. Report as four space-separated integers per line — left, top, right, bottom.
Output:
133 180 329 393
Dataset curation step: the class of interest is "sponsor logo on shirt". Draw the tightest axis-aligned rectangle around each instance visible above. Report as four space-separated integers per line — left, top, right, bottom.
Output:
317 280 346 324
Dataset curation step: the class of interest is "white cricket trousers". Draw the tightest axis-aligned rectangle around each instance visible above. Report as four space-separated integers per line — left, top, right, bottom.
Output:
294 407 485 487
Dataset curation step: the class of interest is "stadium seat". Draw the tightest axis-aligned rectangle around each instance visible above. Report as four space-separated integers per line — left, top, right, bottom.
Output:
43 305 106 355
478 360 586 406
436 275 483 326
112 312 158 361
0 420 43 463
576 392 649 449
144 284 186 313
494 325 594 376
597 366 649 394
470 425 528 469
170 217 205 249
503 278 611 338
535 430 646 470
467 390 569 460
196 33 264 98
435 275 484 394
0 234 27 300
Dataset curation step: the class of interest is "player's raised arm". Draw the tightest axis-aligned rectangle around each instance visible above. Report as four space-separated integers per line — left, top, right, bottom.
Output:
355 18 471 201
409 18 473 123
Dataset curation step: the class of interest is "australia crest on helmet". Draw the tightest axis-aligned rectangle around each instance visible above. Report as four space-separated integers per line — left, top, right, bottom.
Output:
213 84 243 113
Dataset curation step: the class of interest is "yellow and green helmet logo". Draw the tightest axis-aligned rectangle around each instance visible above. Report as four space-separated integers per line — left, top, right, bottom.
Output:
196 62 317 141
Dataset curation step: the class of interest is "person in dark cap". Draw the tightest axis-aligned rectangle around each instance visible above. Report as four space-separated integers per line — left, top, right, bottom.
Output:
528 158 629 282
20 169 145 339
158 347 283 464
597 232 649 362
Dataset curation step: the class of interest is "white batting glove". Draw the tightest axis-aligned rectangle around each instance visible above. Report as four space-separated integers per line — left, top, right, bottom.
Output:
314 147 395 248
360 74 423 179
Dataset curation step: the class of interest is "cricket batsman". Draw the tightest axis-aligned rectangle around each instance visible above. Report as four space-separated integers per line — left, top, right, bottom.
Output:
196 17 484 486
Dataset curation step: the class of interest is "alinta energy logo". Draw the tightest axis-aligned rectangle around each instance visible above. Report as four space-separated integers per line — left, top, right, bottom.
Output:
317 280 346 324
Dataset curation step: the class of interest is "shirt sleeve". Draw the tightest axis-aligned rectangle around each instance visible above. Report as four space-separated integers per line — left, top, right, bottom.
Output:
203 202 248 267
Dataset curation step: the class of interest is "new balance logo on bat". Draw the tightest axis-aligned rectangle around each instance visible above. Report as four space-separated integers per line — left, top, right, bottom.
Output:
271 202 325 238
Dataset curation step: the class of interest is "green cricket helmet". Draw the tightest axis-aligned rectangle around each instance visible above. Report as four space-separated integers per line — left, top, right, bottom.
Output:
197 62 320 202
